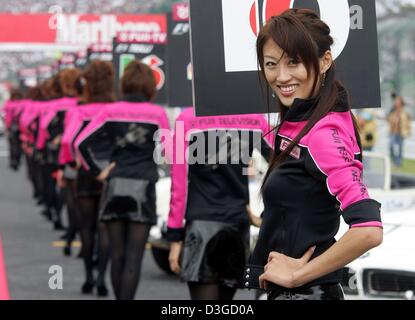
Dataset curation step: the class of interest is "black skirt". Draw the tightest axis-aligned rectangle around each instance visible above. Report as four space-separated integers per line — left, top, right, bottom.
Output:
180 219 250 287
99 177 156 224
267 283 345 300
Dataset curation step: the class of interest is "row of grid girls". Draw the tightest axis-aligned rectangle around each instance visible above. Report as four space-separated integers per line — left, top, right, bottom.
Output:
3 59 274 300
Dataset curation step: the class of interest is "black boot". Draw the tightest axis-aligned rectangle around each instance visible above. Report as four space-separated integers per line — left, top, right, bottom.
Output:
81 280 95 294
96 284 108 297
53 221 65 231
63 245 71 257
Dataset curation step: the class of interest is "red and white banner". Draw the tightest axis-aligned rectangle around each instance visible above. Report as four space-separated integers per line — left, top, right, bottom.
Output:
0 13 167 51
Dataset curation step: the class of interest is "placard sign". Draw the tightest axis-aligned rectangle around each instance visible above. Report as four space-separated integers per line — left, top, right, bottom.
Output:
112 38 167 104
190 0 380 116
166 3 193 107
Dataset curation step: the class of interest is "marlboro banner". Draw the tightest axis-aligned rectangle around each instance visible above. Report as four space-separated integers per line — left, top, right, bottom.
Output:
0 13 166 51
112 39 167 105
189 0 380 116
166 3 193 107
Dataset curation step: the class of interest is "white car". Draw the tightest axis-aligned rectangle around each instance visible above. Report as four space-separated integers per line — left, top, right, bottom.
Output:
338 153 415 300
341 209 415 300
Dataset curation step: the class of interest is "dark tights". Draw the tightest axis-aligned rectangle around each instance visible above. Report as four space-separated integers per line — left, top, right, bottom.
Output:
33 160 45 204
40 163 63 225
44 164 64 226
64 179 80 250
107 221 150 300
187 282 237 300
78 196 110 287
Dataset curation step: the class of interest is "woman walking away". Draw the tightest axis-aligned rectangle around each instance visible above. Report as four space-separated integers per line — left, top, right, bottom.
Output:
75 60 171 300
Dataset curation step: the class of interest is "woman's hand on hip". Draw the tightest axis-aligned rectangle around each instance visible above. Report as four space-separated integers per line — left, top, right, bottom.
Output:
96 162 116 182
259 246 315 289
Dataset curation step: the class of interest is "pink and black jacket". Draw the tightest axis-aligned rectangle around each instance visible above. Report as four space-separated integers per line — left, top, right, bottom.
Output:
59 102 110 167
166 108 274 242
19 100 44 154
74 96 171 182
36 97 77 153
3 100 25 131
248 89 382 290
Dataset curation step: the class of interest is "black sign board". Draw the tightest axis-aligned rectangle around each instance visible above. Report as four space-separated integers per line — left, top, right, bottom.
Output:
112 38 167 105
189 0 381 116
166 3 193 107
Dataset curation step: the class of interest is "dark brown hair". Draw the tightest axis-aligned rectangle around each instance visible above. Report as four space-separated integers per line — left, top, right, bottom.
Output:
59 68 82 97
121 60 156 101
25 85 43 101
9 87 23 100
50 74 63 99
39 74 62 100
257 9 362 188
82 60 115 103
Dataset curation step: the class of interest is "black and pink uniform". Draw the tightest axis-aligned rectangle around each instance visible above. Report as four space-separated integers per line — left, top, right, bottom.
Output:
3 99 25 170
59 103 112 196
3 99 24 132
166 108 274 241
35 97 78 228
166 108 274 286
19 100 43 154
36 97 77 163
247 92 382 292
74 98 170 223
59 103 110 168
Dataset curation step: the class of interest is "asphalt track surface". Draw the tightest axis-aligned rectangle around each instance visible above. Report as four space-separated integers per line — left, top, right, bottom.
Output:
0 137 255 300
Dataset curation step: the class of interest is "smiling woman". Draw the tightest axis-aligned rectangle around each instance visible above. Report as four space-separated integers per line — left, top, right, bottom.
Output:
245 8 383 300
262 39 328 107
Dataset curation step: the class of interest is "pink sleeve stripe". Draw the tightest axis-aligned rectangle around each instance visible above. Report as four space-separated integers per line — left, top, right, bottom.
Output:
167 109 191 229
351 221 383 228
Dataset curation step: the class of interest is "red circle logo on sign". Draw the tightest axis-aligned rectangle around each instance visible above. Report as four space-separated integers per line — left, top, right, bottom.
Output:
249 0 292 35
142 55 165 90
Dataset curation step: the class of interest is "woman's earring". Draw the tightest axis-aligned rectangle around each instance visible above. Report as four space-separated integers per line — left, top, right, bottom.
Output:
321 72 326 87
272 92 276 98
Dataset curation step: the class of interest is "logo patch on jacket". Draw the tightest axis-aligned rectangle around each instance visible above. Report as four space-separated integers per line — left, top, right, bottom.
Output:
280 138 301 159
